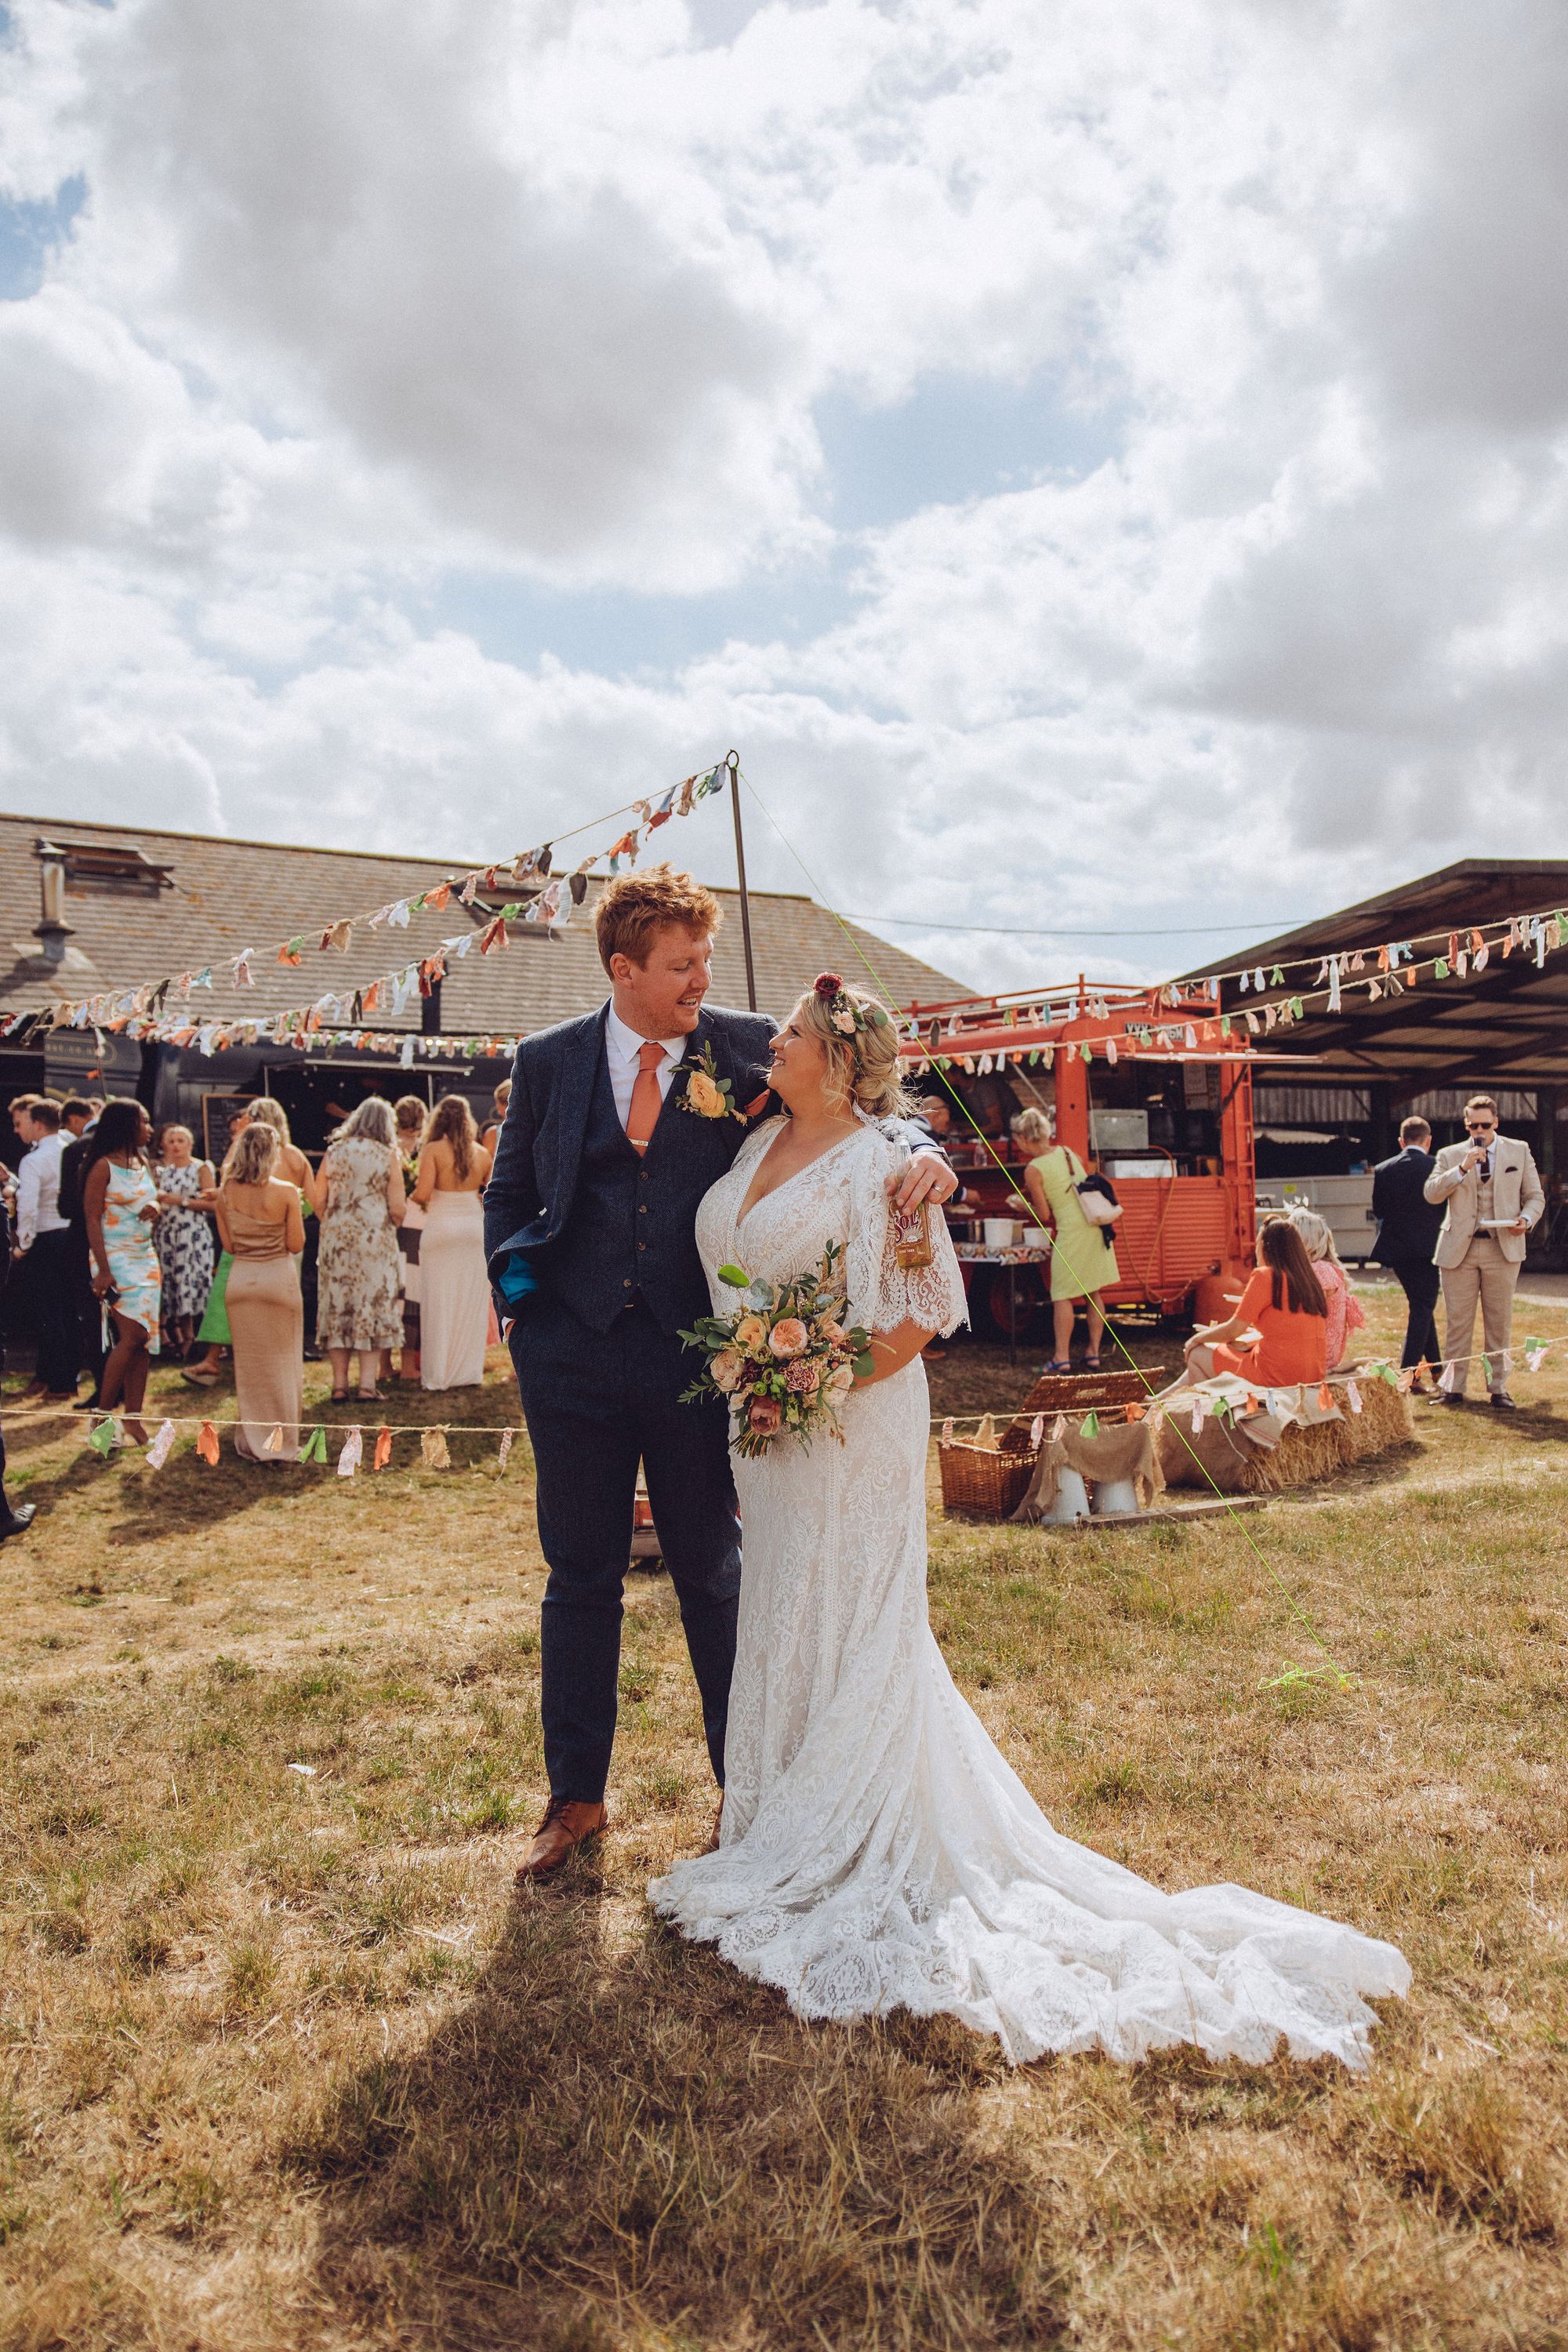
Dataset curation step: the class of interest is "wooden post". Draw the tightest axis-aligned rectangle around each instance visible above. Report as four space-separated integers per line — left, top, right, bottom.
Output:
728 750 757 1012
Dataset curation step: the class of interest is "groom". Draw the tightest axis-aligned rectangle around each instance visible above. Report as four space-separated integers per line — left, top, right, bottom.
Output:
485 866 956 1881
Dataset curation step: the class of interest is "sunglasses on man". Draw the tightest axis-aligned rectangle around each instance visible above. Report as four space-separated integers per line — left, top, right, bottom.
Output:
1465 1120 1497 1134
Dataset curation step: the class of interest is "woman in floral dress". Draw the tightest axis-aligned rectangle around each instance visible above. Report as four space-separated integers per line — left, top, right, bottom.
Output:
82 1099 162 1445
316 1097 406 1399
154 1124 217 1356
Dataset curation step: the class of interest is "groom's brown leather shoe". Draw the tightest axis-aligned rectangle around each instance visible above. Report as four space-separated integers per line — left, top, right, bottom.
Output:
514 1797 607 1886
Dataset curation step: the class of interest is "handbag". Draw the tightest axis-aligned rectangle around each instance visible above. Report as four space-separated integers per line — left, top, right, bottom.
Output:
1076 1169 1123 1236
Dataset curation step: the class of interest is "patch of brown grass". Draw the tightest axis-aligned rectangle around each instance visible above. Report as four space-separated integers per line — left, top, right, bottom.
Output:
0 1305 1565 2345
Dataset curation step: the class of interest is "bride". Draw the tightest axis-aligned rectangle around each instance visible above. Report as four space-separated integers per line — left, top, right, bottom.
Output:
650 977 1410 2067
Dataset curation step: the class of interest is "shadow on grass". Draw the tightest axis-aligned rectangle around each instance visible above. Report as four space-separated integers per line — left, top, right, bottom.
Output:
296 1880 1062 2350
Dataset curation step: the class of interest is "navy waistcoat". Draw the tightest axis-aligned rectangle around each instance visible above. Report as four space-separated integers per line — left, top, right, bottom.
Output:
543 1036 750 1335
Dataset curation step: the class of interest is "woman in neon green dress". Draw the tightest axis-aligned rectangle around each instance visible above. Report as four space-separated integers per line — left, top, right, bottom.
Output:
1016 1107 1120 1372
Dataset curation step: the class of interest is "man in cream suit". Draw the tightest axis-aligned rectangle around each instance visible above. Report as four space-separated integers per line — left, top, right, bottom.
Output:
1425 1094 1544 1408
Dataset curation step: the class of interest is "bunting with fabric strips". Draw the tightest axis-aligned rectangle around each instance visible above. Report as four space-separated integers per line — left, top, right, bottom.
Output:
24 755 739 1041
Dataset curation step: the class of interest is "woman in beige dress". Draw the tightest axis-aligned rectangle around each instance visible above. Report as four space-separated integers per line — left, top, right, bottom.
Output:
412 1095 492 1391
216 1124 306 1462
316 1097 406 1400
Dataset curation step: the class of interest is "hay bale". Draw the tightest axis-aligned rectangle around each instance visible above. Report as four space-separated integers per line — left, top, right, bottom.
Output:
1156 1409 1260 1494
1337 1374 1415 1465
1158 1379 1414 1495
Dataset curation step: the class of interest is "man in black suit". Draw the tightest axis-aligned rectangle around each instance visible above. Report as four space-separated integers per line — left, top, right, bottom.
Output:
56 1100 104 1410
1371 1114 1445 1387
485 866 955 1882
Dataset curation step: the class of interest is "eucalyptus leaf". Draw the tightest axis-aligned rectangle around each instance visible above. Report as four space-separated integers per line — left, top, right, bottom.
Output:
717 1263 750 1289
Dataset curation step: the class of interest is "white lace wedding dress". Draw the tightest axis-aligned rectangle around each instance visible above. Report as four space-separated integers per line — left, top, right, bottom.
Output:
649 1115 1410 2067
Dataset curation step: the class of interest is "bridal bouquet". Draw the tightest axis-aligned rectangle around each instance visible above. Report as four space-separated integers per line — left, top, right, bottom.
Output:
680 1242 874 1457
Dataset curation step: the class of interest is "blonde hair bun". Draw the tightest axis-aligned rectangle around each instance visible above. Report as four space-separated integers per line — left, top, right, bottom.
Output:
795 982 910 1120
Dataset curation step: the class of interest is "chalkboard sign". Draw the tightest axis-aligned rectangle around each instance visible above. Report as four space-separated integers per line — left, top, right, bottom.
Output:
201 1094 256 1171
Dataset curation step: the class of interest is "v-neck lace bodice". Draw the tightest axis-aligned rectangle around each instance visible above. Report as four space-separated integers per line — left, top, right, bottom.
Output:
698 1116 967 1337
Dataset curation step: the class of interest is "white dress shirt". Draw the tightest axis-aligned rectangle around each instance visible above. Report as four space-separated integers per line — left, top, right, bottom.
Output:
16 1131 67 1251
604 1005 689 1130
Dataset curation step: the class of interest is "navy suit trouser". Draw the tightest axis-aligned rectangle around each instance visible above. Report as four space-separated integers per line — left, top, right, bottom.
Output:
510 1294 742 1804
1385 1256 1442 1371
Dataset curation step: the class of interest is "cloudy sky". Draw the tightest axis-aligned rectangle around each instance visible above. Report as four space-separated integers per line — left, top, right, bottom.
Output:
2 0 1565 993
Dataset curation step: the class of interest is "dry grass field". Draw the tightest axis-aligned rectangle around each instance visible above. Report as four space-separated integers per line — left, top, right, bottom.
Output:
1 1283 1567 2349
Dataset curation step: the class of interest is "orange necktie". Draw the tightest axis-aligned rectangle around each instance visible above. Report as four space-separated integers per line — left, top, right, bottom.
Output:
626 1040 666 1155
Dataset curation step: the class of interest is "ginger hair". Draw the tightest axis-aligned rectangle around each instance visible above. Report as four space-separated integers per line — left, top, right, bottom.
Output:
594 864 721 975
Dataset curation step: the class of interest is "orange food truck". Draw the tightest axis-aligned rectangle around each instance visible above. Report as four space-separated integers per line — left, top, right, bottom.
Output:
899 978 1276 1345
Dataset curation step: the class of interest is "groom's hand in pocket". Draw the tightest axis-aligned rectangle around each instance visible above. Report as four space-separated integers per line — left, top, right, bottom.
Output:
888 1149 958 1210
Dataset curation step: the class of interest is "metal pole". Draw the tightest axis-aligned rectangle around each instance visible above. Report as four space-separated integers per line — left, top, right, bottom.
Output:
728 750 757 1012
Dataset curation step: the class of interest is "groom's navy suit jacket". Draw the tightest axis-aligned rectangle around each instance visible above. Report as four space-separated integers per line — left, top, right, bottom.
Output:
483 1001 776 1336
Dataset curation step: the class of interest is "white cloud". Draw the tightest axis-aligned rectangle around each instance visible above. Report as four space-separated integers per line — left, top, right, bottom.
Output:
1 0 1566 993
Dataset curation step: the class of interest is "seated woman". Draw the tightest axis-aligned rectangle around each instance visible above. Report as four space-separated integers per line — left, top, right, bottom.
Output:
1183 1215 1328 1389
1287 1207 1367 1371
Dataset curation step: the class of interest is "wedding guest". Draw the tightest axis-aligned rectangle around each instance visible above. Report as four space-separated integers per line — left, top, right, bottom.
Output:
1371 1115 1445 1388
153 1125 218 1359
1425 1093 1544 1409
246 1098 321 1351
393 1094 427 1381
82 1099 162 1446
0 1186 35 1539
56 1101 103 1409
413 1094 492 1390
1287 1208 1367 1370
316 1096 406 1400
183 1105 255 1388
216 1123 305 1462
13 1099 78 1402
1016 1105 1119 1373
1183 1215 1327 1388
479 1078 511 1153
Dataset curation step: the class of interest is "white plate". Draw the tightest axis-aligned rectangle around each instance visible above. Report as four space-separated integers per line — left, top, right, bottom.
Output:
1476 1218 1519 1229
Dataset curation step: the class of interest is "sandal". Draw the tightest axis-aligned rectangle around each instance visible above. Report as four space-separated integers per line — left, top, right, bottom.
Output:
1082 1355 1102 1372
330 1388 349 1403
358 1386 382 1403
1040 1359 1073 1375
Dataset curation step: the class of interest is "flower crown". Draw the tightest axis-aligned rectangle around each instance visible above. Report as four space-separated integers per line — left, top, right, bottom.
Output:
813 971 892 1046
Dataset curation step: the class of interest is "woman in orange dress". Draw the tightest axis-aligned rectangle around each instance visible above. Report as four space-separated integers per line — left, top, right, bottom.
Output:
1182 1216 1328 1388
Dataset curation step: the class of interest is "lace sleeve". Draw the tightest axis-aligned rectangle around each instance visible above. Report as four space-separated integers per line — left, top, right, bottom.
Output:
845 1128 970 1338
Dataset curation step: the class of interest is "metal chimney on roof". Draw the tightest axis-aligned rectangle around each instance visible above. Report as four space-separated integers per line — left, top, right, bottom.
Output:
33 838 74 967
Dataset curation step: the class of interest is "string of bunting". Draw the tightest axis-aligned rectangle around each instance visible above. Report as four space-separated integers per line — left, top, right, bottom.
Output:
2 756 739 1051
902 895 1568 1074
62 1315 1561 1472
931 1329 1559 1441
84 1410 520 1473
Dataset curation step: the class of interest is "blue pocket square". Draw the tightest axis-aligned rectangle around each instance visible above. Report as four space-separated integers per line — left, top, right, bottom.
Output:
497 1250 539 1312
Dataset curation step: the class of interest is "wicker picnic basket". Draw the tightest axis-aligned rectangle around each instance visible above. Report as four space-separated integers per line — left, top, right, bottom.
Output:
939 1367 1171 1520
938 1434 1041 1518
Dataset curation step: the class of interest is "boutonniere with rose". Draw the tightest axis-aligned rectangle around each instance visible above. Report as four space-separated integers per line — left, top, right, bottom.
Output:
678 1041 746 1124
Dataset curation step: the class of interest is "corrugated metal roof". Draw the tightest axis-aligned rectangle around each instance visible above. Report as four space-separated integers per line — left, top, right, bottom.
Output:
1178 859 1568 1087
0 812 966 1036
